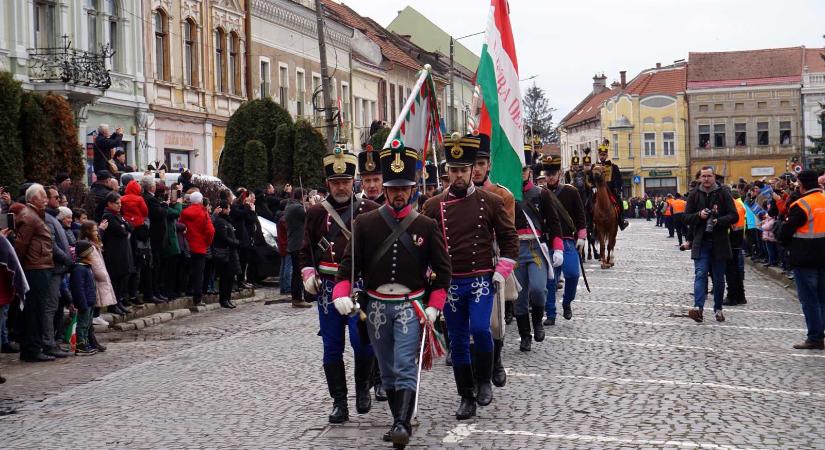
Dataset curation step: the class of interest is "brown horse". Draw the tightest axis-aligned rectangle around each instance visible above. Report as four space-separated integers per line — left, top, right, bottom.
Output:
591 166 618 269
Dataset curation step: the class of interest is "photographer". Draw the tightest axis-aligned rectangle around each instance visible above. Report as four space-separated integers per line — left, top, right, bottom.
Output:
93 124 124 175
683 166 738 323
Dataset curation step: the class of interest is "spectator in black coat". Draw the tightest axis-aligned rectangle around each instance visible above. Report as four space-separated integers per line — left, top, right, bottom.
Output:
113 149 134 174
142 177 168 301
100 192 134 315
283 188 309 307
212 200 240 308
230 190 259 287
85 171 117 222
93 124 123 174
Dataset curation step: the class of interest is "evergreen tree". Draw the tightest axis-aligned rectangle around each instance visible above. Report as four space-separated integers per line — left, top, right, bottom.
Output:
19 92 54 183
244 140 269 190
292 119 326 188
0 72 24 190
368 127 390 151
523 84 558 143
272 123 294 183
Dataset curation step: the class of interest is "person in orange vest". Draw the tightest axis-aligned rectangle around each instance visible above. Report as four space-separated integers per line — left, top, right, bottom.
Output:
724 189 748 306
671 194 688 246
663 194 675 237
777 170 825 349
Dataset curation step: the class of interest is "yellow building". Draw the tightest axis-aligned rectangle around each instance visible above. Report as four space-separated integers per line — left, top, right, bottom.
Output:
601 63 691 198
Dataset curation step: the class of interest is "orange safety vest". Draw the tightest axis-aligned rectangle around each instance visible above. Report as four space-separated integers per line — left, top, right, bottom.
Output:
790 191 825 239
663 198 673 216
732 198 746 231
671 199 687 214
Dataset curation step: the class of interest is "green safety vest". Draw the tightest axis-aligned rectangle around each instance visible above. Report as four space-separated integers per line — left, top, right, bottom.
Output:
623 200 629 210
645 199 653 209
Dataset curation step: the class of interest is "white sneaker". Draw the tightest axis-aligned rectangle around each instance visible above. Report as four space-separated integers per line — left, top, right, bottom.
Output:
92 317 109 326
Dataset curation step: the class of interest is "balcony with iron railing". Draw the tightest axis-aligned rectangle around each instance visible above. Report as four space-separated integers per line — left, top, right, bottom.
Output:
27 35 112 92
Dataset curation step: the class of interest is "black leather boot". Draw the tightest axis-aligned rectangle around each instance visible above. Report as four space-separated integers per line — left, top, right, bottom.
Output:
383 388 398 442
453 364 476 420
473 350 493 406
515 314 532 352
531 307 546 342
353 355 374 414
391 389 416 449
323 361 349 423
492 339 506 387
372 360 387 401
504 301 514 325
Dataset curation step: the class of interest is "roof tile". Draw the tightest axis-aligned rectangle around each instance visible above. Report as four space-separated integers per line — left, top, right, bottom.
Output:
688 47 804 85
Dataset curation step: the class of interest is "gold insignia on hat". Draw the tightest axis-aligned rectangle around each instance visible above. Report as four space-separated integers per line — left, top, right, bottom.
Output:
450 142 464 159
332 146 346 174
390 139 405 173
364 144 376 172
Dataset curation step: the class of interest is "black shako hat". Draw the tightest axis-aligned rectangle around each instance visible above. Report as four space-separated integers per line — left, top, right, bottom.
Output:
444 133 480 167
523 144 535 168
358 144 381 176
380 138 418 187
424 162 438 186
475 133 492 159
323 145 357 179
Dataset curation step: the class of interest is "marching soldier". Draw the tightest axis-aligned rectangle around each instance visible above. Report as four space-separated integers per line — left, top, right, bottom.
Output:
595 140 629 230
333 139 452 449
358 145 385 204
512 150 562 351
422 133 518 420
470 133 516 388
423 162 439 198
438 161 450 193
542 156 587 325
300 147 380 424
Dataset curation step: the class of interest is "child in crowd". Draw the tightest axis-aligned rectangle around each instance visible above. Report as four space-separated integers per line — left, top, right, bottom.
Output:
70 241 98 355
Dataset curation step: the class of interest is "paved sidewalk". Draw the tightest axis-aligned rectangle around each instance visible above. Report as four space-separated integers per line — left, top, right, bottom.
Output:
1 221 819 449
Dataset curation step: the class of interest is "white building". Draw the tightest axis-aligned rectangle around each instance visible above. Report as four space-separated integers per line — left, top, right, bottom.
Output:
0 0 149 179
802 47 825 168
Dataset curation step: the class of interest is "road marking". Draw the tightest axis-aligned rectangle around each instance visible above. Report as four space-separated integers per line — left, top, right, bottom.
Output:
543 335 825 360
576 299 803 317
589 317 806 332
443 423 766 449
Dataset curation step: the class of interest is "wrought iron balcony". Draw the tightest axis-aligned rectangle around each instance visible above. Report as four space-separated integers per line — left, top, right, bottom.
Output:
28 35 113 90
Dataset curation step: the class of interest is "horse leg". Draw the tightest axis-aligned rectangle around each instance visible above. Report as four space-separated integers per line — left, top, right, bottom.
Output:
608 230 617 267
599 235 608 270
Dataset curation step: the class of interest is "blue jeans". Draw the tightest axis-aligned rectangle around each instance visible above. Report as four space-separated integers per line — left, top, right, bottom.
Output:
279 254 293 294
366 299 421 391
693 241 726 311
514 240 548 316
765 241 778 265
794 267 825 343
316 277 373 364
546 240 581 319
0 304 9 345
443 275 495 365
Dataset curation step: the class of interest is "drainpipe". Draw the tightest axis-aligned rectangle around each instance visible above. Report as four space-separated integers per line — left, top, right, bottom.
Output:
245 0 253 100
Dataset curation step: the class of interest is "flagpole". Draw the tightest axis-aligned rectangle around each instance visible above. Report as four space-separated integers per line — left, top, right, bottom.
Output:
382 65 432 149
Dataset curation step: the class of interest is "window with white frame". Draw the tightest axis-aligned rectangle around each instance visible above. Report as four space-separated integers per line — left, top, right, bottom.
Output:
644 133 656 156
278 64 288 108
104 0 119 70
341 83 350 122
154 10 169 80
34 1 57 49
86 0 98 52
259 59 270 98
312 74 322 121
215 28 225 92
296 69 305 116
663 132 675 156
183 19 198 86
612 133 618 158
229 32 240 94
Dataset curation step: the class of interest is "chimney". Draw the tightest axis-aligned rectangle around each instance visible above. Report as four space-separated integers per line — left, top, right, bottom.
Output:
592 73 607 94
656 62 661 69
620 70 627 89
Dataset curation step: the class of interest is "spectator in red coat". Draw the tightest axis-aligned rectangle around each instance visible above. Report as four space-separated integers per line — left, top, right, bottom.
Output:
120 180 147 228
179 191 214 305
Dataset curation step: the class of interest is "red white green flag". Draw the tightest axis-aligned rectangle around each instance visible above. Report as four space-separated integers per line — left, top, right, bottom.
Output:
383 67 443 162
477 0 525 200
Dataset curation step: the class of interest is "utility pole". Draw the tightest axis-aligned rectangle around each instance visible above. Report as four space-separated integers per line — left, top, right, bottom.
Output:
314 0 335 150
449 37 455 133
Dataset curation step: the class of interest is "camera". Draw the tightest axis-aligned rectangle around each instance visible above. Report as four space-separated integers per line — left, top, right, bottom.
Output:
703 208 716 233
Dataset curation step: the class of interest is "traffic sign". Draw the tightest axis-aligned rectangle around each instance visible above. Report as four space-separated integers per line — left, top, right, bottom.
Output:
633 175 641 184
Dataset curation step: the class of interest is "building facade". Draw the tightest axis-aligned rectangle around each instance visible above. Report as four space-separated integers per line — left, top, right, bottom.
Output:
687 47 805 182
802 47 825 170
142 0 247 176
558 74 615 173
602 63 690 198
0 0 149 179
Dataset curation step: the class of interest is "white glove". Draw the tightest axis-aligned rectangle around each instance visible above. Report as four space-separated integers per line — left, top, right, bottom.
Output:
425 306 439 323
552 250 564 268
576 239 586 253
302 268 319 295
492 271 506 285
334 296 355 316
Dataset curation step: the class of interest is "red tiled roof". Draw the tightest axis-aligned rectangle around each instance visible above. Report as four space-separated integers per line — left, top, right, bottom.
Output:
623 65 687 96
561 87 615 128
687 47 804 87
805 48 825 72
321 0 420 71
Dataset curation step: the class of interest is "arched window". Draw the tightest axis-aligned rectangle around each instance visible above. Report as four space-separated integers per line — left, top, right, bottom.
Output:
86 0 98 52
184 19 198 86
229 32 240 94
153 9 169 80
215 28 226 92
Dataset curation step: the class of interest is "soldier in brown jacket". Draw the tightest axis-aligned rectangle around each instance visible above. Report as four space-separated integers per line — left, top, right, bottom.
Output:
13 184 56 362
421 133 518 420
299 147 379 424
333 141 451 448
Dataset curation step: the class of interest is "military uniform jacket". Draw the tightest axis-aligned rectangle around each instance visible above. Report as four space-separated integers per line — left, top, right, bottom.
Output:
516 185 562 244
551 184 587 238
300 197 380 276
422 186 518 277
337 205 452 294
480 180 516 223
597 160 624 196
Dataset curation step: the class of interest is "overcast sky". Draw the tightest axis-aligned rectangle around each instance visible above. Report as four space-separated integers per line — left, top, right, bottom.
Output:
339 0 825 121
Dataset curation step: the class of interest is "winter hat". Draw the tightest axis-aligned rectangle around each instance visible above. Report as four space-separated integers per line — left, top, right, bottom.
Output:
190 191 204 204
75 240 93 259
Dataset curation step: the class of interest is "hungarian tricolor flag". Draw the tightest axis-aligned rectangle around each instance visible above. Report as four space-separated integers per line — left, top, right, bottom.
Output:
477 0 525 200
383 67 443 163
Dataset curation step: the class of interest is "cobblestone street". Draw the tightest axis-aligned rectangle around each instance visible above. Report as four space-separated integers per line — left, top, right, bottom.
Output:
1 220 821 449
